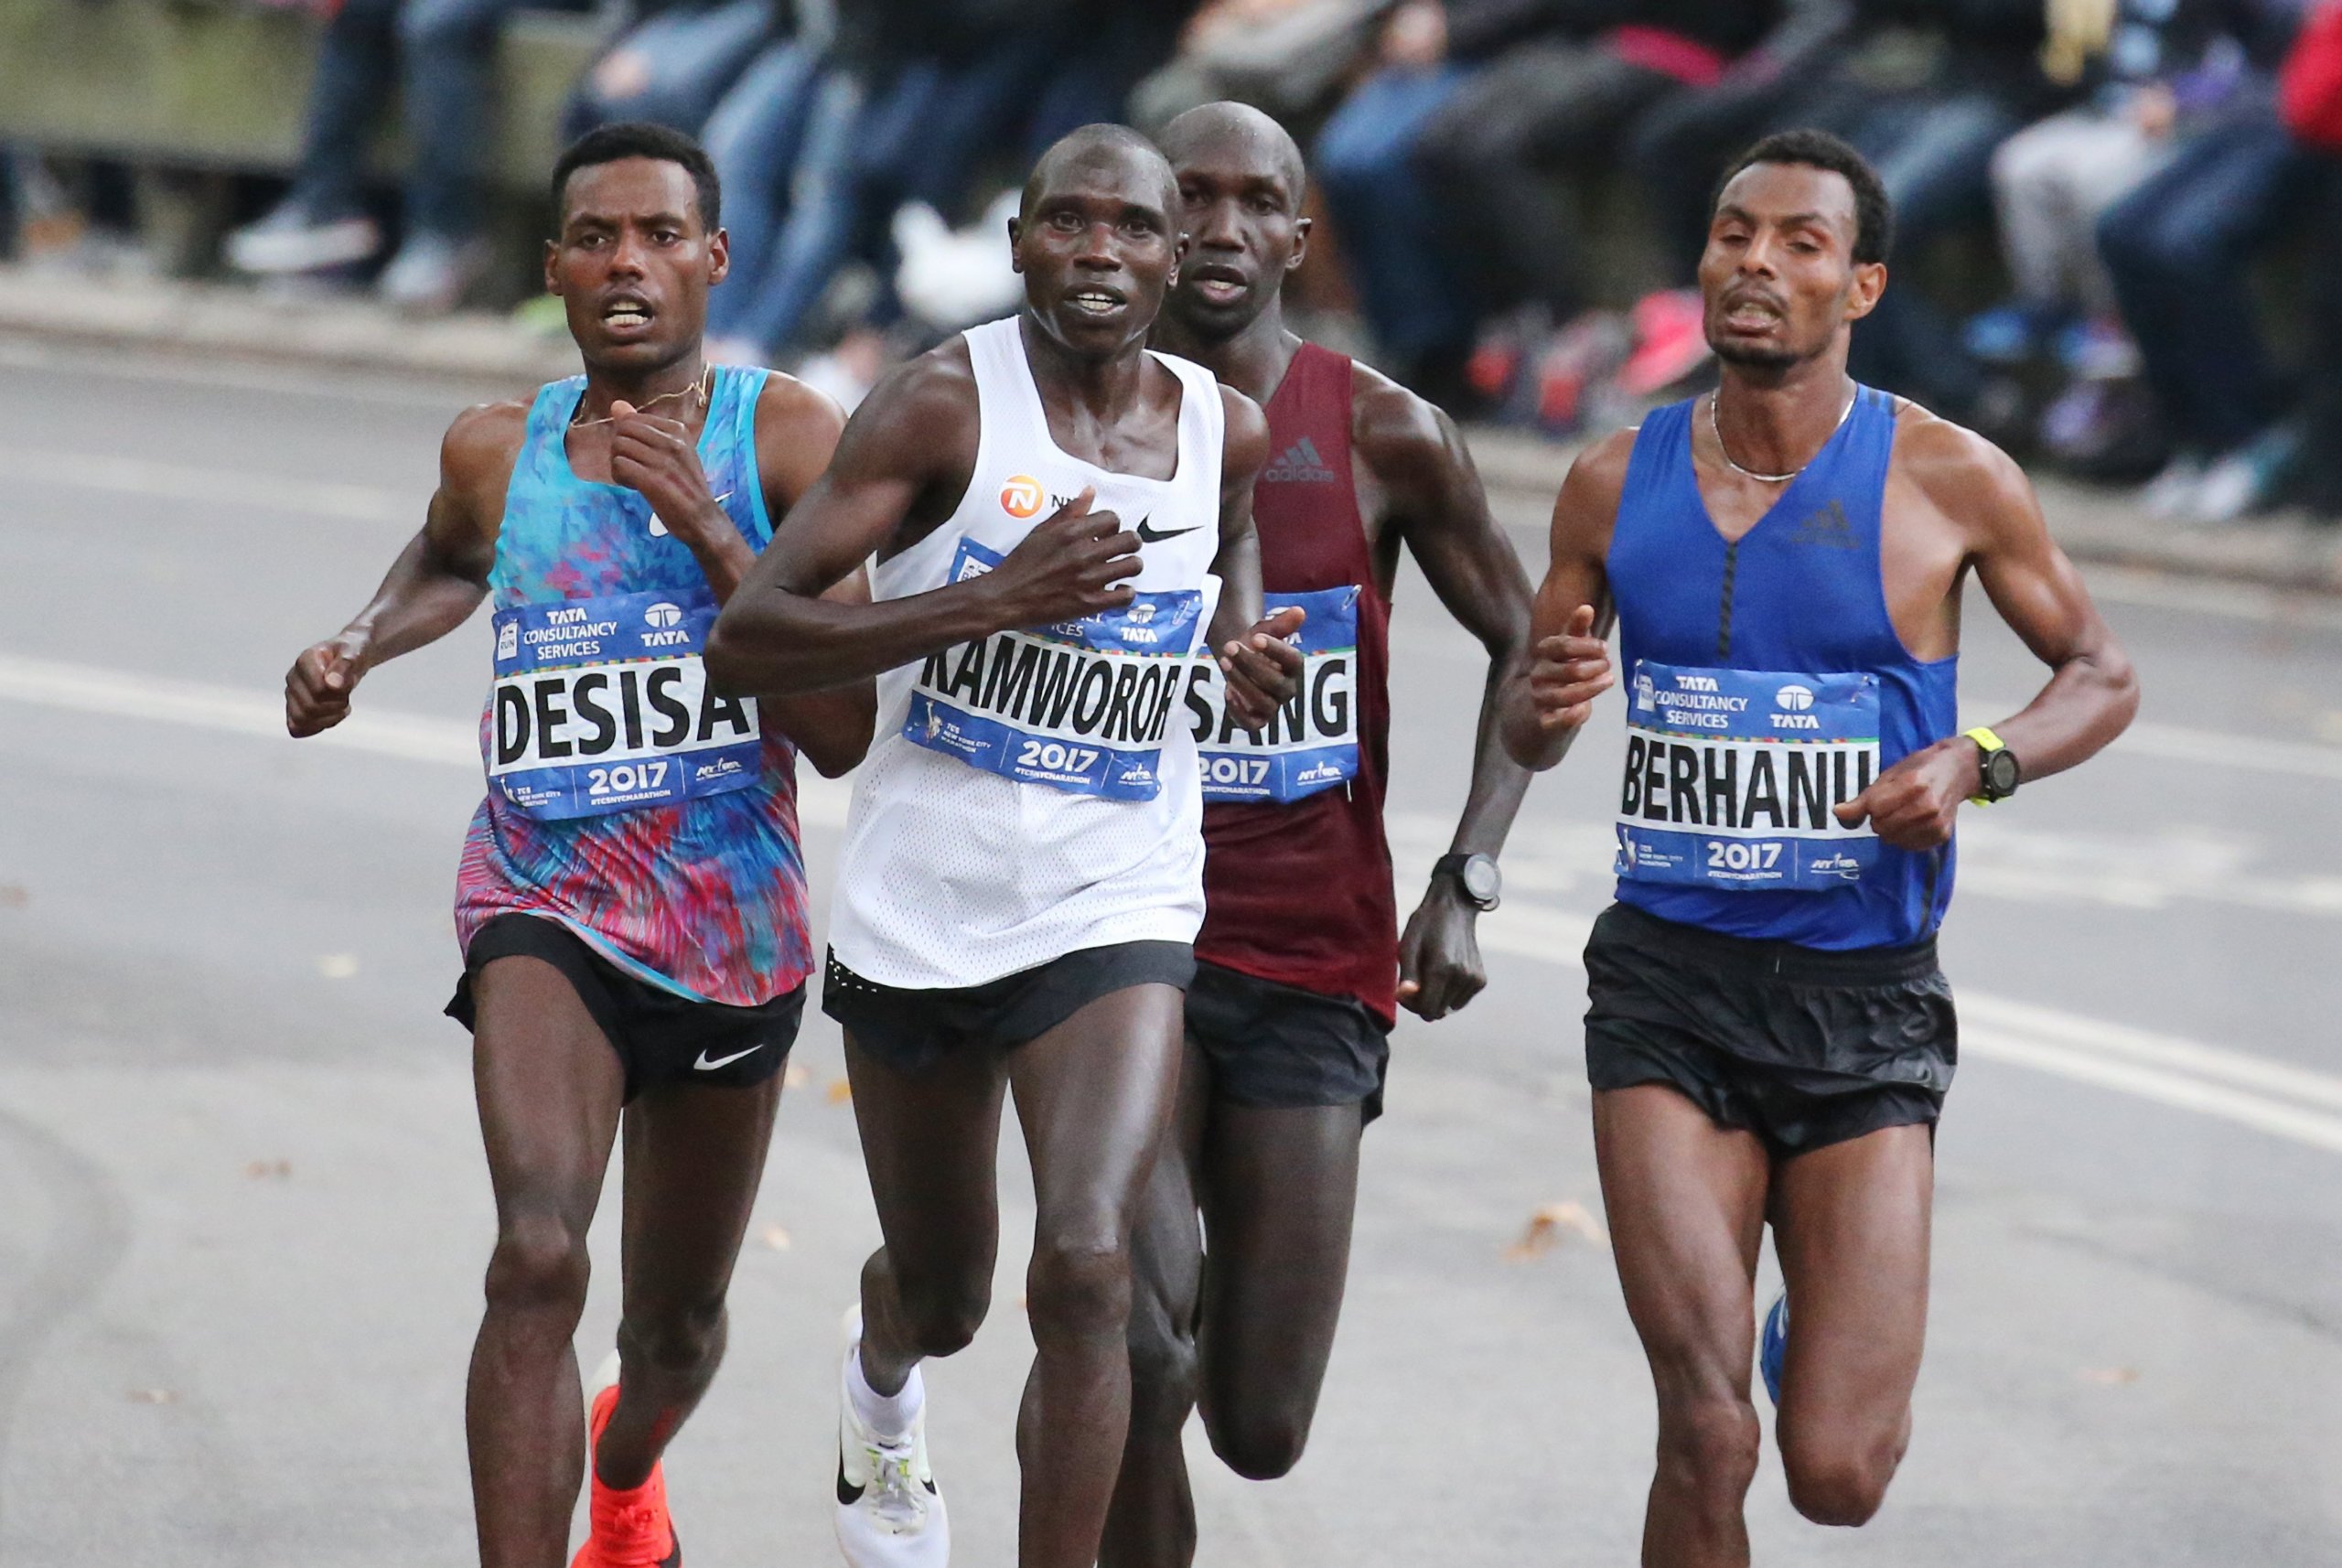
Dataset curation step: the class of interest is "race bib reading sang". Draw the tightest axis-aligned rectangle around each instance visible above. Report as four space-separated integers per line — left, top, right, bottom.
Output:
1187 585 1359 802
902 539 1210 801
1615 660 1881 892
486 588 761 821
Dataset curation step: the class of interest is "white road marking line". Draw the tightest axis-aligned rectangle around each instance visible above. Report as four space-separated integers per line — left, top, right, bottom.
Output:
0 652 852 825
13 650 2342 1153
1474 901 2342 1157
13 450 413 522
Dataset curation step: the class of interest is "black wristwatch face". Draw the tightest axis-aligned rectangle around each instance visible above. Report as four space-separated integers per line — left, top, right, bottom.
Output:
1982 746 2022 800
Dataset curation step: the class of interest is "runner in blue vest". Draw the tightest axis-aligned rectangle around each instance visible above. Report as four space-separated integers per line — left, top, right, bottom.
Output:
1504 130 2139 1565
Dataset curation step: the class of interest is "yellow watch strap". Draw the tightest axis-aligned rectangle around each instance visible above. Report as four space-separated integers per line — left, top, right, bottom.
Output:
1963 726 2005 805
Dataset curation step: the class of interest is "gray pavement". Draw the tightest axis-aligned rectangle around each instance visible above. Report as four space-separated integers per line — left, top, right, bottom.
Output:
6 338 2342 1566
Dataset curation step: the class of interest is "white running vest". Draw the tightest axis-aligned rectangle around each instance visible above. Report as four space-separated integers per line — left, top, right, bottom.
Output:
830 315 1228 988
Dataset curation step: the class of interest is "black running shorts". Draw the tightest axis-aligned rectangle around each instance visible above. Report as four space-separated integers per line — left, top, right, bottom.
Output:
822 941 1198 1074
1582 902 1955 1156
1187 961 1392 1124
447 913 803 1101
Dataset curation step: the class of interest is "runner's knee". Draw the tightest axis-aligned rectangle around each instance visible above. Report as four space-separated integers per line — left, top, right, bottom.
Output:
482 1208 591 1323
1654 1392 1762 1505
618 1294 726 1376
1781 1419 1907 1527
1204 1394 1311 1481
893 1271 990 1359
1026 1230 1132 1342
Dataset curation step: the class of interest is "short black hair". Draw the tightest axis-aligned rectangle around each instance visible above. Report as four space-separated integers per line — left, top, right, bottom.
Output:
1714 129 1893 265
551 122 721 234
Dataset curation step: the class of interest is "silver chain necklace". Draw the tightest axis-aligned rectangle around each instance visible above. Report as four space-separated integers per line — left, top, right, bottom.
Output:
1710 390 1855 484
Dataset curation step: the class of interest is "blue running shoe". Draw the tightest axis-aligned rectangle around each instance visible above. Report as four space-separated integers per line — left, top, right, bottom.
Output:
1758 1293 1789 1407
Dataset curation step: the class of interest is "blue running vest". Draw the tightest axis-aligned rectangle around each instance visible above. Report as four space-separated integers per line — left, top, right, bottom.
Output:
1606 386 1959 950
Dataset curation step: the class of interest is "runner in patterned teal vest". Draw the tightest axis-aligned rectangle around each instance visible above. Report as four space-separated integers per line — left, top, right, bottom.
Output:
282 123 869 1568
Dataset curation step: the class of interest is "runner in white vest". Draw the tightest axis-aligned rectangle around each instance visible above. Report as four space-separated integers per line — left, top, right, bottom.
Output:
708 125 1301 1568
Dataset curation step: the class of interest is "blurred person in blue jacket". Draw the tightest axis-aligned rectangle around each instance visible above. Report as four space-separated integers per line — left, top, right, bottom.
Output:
224 0 591 312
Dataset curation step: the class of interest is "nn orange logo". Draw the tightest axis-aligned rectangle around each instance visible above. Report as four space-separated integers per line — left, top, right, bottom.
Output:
1000 475 1045 518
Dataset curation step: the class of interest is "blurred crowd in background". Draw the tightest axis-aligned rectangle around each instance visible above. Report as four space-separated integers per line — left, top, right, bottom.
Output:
12 0 2342 529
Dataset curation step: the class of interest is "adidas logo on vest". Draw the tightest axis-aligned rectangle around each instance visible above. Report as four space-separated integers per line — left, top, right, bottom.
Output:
1263 436 1338 485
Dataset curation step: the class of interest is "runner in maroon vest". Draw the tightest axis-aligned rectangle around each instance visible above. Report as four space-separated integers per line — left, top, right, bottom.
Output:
1101 102 1536 1566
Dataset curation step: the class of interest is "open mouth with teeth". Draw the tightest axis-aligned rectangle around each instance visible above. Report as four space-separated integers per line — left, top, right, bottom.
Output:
1187 265 1249 306
1721 295 1784 332
1065 288 1124 318
602 297 656 332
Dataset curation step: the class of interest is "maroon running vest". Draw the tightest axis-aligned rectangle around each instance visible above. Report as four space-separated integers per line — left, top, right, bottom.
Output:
1196 344 1398 1021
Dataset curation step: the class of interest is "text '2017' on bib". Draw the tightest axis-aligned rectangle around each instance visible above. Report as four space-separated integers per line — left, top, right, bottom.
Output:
1616 660 1881 892
487 588 761 821
1187 585 1359 802
903 538 1210 801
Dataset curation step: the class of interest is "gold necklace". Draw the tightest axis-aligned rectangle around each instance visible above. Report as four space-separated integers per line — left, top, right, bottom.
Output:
569 367 712 428
1710 389 1854 484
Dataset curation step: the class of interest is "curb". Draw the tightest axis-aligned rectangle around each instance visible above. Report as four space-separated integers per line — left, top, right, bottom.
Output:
9 266 2340 596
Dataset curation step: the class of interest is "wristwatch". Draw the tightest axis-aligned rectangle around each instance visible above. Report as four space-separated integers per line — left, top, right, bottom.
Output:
1964 726 2022 804
1433 852 1502 912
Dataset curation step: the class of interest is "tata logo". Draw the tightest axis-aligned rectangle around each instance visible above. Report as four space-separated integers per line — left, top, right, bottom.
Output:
1000 475 1046 518
645 602 683 629
497 620 519 660
1128 601 1158 625
1776 683 1813 712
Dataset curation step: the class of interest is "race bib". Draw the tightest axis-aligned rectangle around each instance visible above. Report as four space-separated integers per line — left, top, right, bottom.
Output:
1187 585 1359 802
486 589 761 821
901 539 1210 801
1615 660 1881 891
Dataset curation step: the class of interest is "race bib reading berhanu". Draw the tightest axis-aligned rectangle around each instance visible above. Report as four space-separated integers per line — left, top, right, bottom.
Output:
487 588 761 821
1615 660 1881 891
902 538 1209 801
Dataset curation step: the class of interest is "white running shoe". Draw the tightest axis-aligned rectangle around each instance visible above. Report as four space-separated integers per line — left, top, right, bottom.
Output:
833 1306 948 1567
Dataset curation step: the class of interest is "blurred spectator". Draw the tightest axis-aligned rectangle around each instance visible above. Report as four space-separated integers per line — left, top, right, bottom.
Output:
1974 1 2302 484
2283 0 2342 519
1130 0 1391 128
2098 3 2315 522
1315 3 1479 404
1628 1 1857 278
560 0 791 144
1316 3 1810 418
706 0 1187 385
1417 5 1788 334
224 0 586 313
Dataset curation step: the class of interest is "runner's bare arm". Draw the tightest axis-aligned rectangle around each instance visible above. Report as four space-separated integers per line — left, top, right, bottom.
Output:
1500 430 1628 770
742 374 876 777
284 401 519 737
1207 384 1304 728
1836 422 2139 848
1358 371 1536 1017
706 349 1142 696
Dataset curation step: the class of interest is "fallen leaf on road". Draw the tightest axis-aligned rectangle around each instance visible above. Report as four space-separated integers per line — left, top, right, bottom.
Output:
2079 1366 2140 1385
783 1064 809 1090
127 1388 177 1405
1504 1200 1610 1261
317 953 360 980
758 1226 792 1251
243 1159 292 1181
0 885 27 908
826 1078 853 1105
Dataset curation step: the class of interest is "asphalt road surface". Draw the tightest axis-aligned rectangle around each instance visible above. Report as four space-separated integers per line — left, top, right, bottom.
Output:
5 338 2342 1567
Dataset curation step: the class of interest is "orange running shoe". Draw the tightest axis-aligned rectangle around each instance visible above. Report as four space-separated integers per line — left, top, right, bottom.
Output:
570 1353 682 1568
